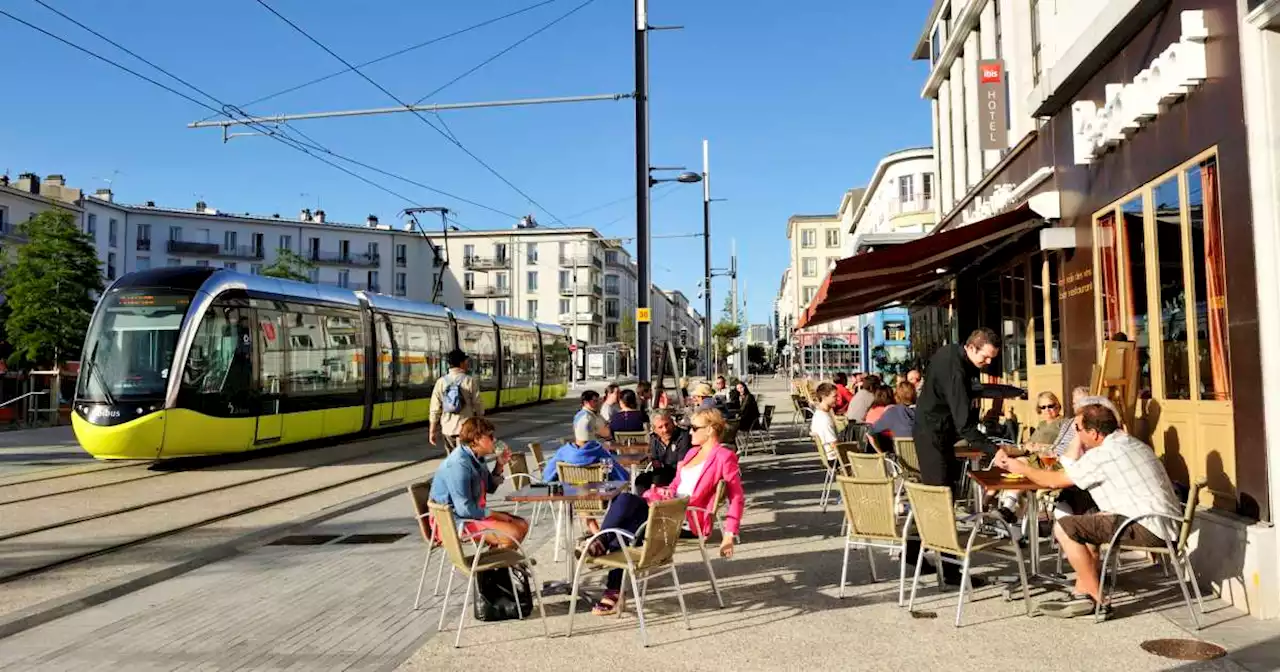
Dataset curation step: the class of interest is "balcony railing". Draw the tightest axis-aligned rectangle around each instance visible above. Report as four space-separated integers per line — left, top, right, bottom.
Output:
560 254 602 269
309 250 380 267
558 283 602 296
463 284 511 298
395 256 407 268
887 196 935 217
220 245 265 260
167 240 219 255
464 255 510 270
604 284 620 296
558 311 604 325
136 238 151 251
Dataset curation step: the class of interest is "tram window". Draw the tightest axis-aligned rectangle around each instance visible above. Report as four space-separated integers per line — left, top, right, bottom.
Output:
287 310 327 396
181 305 252 410
257 309 287 396
322 311 364 396
459 324 498 390
377 317 397 389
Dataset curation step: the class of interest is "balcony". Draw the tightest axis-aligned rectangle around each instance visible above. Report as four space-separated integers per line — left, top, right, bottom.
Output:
887 196 935 219
395 256 407 268
604 284 620 296
463 284 511 298
559 283 602 297
309 250 380 267
560 254 603 269
558 311 604 325
136 238 152 251
463 255 510 270
167 240 219 256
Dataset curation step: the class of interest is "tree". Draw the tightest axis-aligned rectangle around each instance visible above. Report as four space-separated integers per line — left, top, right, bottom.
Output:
261 248 316 282
712 320 740 374
747 343 767 366
617 313 635 345
0 210 103 366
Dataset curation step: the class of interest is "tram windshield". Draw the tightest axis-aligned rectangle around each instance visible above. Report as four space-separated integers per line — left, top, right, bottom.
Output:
76 289 193 403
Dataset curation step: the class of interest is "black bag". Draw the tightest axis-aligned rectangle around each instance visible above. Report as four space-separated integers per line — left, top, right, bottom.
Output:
472 566 533 622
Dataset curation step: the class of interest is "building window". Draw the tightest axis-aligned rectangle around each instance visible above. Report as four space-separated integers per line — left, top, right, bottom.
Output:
527 299 538 319
494 243 508 262
224 262 238 271
559 270 571 289
527 271 538 291
884 320 907 342
930 24 942 64
1188 156 1230 401
527 243 538 264
368 270 380 291
367 242 379 261
825 230 840 248
464 272 476 291
465 301 475 311
337 270 350 288
339 239 350 260
800 229 817 248
559 298 571 315
279 234 292 252
923 173 934 204
395 272 407 296
395 243 407 267
495 271 508 290
223 231 237 252
196 260 210 268
464 244 476 261
136 256 151 271
309 237 320 259
167 257 181 267
108 219 118 247
826 257 839 271
495 300 508 317
802 257 818 277
106 252 117 279
899 175 915 203
605 250 618 265
802 286 816 304
308 267 319 283
1030 0 1042 85
136 223 151 251
606 298 620 319
605 274 620 294
251 232 264 257
86 213 97 236
250 263 263 275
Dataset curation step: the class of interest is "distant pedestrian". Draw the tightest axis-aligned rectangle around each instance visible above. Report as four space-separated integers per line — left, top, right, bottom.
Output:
429 349 483 452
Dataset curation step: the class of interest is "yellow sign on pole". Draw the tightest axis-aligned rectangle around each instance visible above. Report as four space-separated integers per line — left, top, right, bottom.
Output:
636 307 651 323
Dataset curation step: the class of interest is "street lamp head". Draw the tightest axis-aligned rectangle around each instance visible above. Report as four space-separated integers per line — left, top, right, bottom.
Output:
676 172 703 184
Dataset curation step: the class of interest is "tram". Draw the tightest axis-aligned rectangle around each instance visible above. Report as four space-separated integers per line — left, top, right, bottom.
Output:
71 267 571 459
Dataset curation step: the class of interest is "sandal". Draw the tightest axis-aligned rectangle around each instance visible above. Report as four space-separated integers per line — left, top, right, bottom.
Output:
592 589 624 616
573 535 608 559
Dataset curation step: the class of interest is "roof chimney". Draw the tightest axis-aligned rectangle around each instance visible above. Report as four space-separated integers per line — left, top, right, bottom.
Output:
195 200 207 213
144 200 155 207
94 188 114 203
300 207 312 222
17 173 39 194
0 175 8 187
45 174 65 187
314 209 326 223
366 214 379 227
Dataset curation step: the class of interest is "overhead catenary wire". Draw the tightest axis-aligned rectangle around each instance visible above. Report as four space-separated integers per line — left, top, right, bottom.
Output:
255 0 572 228
9 2 518 221
196 0 560 124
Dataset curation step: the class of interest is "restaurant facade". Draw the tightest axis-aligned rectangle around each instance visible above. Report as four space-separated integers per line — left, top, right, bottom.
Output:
799 0 1276 617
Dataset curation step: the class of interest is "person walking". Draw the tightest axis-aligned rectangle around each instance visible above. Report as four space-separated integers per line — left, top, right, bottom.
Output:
910 328 1001 584
429 348 484 453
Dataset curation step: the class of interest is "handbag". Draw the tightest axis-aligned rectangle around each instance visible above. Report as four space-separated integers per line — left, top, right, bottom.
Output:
472 566 533 622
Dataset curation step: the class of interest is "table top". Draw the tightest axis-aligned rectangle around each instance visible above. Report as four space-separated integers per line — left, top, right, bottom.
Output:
954 447 986 460
611 453 651 467
969 468 1042 492
506 481 629 502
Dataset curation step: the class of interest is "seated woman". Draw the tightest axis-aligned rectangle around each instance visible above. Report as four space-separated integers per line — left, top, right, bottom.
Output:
582 408 745 616
870 381 917 441
608 389 648 433
862 385 895 426
1025 391 1066 450
736 379 760 432
428 417 528 548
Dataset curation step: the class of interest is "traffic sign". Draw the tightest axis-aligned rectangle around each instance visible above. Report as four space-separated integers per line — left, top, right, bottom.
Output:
569 343 578 352
636 308 651 323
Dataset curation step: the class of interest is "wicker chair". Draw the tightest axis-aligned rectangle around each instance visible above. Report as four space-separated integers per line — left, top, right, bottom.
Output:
568 497 693 647
903 482 1030 627
811 433 840 513
613 431 650 447
528 441 547 472
685 479 730 608
836 476 908 600
407 482 449 607
892 437 922 484
721 419 741 449
1095 480 1208 628
429 501 549 647
507 453 548 527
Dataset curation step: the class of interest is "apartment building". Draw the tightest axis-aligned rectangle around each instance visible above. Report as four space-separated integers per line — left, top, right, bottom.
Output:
603 241 638 343
841 148 937 255
786 202 864 375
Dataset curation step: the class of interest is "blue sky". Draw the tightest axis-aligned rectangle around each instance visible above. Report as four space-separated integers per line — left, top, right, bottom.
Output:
0 0 932 327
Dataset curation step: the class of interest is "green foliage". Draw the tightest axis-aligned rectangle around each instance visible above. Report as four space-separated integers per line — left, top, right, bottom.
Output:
711 320 740 373
617 312 635 345
871 345 912 377
0 210 104 366
747 343 767 366
260 248 316 283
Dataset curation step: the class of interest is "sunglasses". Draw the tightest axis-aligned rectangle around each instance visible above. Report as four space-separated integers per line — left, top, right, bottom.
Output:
1038 405 1060 411
691 424 709 431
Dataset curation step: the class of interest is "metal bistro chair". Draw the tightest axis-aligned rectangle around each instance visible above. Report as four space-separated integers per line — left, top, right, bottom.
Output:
613 431 650 447
811 433 841 513
1096 479 1208 629
568 497 693 647
836 476 908 600
685 479 730 608
791 395 812 437
507 453 549 527
757 404 778 455
721 419 741 451
904 482 1030 627
528 441 548 472
429 502 549 648
408 482 449 607
557 462 610 532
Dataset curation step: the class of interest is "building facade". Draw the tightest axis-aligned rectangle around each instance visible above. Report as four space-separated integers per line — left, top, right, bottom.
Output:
841 150 937 256
786 207 864 376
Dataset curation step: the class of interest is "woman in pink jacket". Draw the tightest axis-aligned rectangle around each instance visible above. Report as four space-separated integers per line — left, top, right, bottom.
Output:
582 407 746 615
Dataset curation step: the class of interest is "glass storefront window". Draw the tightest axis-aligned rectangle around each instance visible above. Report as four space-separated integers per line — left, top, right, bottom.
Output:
1001 265 1027 381
1154 176 1191 400
1031 254 1046 366
1187 157 1232 401
1121 195 1152 396
1096 212 1123 342
1048 254 1062 364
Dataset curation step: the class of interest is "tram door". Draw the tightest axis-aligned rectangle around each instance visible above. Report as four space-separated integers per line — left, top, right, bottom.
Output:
377 317 405 426
254 307 285 444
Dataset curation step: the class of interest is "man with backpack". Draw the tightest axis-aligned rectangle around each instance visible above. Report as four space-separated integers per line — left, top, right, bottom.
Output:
430 348 483 452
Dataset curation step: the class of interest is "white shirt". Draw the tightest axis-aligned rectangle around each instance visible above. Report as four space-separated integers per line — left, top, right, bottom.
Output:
676 460 706 498
810 408 839 461
1064 431 1182 541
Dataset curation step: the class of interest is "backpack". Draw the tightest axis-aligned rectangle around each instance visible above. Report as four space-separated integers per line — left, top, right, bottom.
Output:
472 566 533 622
441 373 465 414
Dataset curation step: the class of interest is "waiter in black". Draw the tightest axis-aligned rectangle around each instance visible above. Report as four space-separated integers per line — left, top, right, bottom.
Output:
909 328 1002 583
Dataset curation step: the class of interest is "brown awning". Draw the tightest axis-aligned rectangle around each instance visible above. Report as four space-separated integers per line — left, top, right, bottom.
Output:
796 203 1049 330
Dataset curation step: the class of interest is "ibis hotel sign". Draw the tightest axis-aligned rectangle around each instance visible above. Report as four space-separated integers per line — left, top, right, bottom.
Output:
977 59 1008 151
1072 10 1209 165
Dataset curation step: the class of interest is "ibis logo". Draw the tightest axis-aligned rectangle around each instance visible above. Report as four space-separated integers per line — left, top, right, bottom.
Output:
980 63 1003 84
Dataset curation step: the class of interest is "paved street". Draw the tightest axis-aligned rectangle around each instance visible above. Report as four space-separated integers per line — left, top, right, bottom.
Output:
0 426 94 478
0 377 1274 671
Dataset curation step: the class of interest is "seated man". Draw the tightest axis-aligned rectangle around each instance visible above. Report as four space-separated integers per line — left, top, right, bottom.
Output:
428 417 527 549
642 409 692 491
543 419 630 484
573 390 612 441
994 403 1181 618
